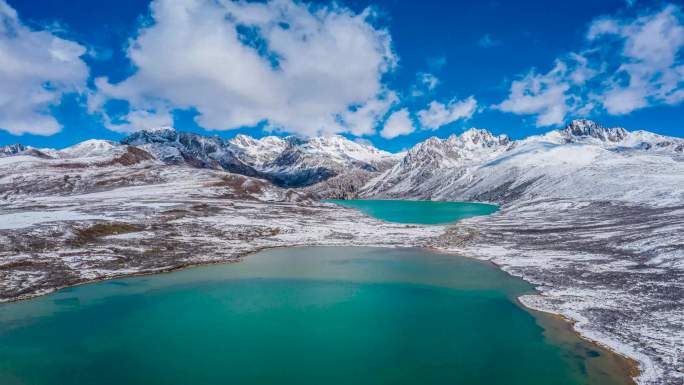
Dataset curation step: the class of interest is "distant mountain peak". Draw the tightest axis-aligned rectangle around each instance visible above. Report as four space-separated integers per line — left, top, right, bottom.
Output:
563 119 628 142
0 143 28 156
119 129 398 187
140 126 177 134
0 143 53 159
123 127 181 146
60 139 120 158
453 128 510 147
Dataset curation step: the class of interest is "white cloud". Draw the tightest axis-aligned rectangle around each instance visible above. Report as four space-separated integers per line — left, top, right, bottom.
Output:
418 96 478 130
91 0 398 135
336 90 398 137
419 73 439 91
380 108 415 139
494 54 594 127
0 0 88 135
410 72 439 96
590 4 684 114
497 3 684 125
102 109 174 134
587 18 621 39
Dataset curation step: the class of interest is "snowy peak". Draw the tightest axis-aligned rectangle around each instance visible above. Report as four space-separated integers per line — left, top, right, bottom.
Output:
120 129 400 187
362 119 684 203
562 119 628 143
402 128 510 169
0 144 28 157
362 128 513 199
554 119 683 154
229 135 288 167
452 128 511 148
59 139 121 159
230 134 287 149
0 144 52 159
123 127 180 146
259 134 398 187
122 128 261 177
298 135 395 163
232 134 395 163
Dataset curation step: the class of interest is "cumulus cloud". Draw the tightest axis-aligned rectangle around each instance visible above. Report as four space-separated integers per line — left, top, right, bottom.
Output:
497 3 684 125
418 96 477 130
380 108 415 139
0 0 88 135
496 56 593 126
90 0 398 135
590 4 684 114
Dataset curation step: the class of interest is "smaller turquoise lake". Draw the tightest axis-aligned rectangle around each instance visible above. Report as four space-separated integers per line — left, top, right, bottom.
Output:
324 199 498 224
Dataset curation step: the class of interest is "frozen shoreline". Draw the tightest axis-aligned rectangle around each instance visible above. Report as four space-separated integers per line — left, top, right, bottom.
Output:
0 159 681 384
437 199 684 385
0 213 642 385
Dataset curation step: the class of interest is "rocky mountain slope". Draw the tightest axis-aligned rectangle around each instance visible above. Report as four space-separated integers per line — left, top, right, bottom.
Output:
8 119 680 203
361 128 511 198
362 120 684 205
0 141 438 301
1 129 399 190
121 128 397 187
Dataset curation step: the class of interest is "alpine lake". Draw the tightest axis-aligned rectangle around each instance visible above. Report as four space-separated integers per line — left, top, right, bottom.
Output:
0 200 635 385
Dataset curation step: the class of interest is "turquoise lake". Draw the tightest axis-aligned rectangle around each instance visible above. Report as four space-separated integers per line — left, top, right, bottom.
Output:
324 199 498 224
0 247 632 385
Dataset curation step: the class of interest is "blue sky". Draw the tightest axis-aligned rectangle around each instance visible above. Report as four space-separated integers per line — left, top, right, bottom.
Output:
0 0 682 152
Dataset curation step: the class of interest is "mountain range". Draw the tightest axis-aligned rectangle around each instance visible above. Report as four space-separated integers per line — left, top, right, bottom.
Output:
2 119 684 385
1 119 683 204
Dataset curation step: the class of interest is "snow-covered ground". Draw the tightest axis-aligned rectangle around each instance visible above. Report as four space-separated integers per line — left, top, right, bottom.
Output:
359 120 684 385
0 210 108 230
434 199 684 385
0 156 441 303
1 119 682 385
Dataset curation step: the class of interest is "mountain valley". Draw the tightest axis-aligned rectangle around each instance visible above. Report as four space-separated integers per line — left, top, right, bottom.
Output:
1 119 683 384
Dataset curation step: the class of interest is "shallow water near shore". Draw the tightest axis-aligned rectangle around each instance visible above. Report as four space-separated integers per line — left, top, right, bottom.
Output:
323 199 498 224
0 247 632 385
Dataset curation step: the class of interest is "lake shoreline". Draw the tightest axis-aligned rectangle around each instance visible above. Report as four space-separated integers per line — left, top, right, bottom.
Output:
434 198 684 385
0 197 657 385
427 245 640 385
0 246 632 385
1 241 639 385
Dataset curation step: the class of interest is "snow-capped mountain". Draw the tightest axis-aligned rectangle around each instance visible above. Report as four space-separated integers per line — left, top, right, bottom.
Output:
0 144 52 159
122 128 398 187
1 119 681 385
0 140 151 164
3 119 682 202
228 135 289 168
57 139 124 159
0 144 28 157
2 129 398 188
361 120 684 205
121 127 262 178
522 119 684 153
561 119 629 142
361 128 511 198
235 134 398 187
